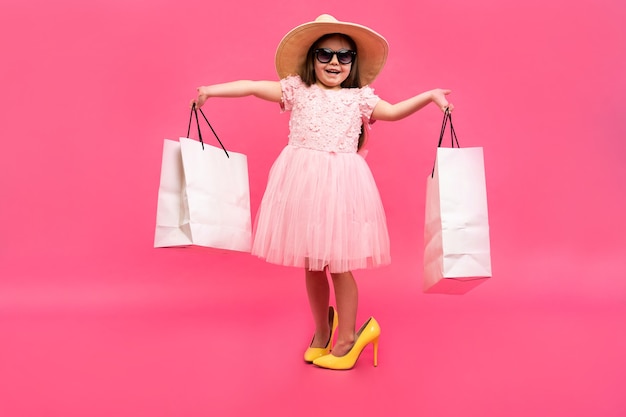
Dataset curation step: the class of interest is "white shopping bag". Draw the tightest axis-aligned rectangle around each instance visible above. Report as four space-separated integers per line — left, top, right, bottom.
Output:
423 112 492 294
154 108 252 252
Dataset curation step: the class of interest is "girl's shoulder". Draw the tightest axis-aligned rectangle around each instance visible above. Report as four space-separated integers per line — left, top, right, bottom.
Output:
356 84 379 101
279 75 306 111
358 83 376 94
280 75 305 90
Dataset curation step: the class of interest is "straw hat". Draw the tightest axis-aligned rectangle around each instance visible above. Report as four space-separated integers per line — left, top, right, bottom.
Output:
275 14 389 86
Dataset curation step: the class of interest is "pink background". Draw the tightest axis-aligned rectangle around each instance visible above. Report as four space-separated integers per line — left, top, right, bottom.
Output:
1 0 625 416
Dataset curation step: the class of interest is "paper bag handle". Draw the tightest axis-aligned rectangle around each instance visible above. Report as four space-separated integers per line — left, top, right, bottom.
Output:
436 109 460 149
187 104 230 158
431 109 460 177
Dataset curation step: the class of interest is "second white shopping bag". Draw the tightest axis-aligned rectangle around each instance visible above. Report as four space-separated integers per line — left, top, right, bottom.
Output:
423 110 492 294
154 106 252 252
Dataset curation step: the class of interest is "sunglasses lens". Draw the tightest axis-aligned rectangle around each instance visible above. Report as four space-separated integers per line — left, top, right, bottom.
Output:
337 51 353 64
316 49 333 63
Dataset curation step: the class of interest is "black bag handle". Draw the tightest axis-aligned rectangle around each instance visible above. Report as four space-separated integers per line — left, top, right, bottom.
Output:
187 104 230 158
431 108 459 177
437 108 460 148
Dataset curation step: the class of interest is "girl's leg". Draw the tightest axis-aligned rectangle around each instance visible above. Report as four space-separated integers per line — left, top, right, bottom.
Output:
330 270 358 357
305 267 331 348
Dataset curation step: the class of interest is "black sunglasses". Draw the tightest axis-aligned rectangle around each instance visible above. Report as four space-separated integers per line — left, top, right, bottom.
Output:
314 48 356 65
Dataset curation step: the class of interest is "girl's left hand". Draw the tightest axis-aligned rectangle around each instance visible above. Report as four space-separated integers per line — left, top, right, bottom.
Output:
190 87 209 109
431 89 454 112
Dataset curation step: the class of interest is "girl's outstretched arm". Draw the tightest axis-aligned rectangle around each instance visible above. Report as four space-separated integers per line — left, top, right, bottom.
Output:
371 89 453 122
192 80 282 108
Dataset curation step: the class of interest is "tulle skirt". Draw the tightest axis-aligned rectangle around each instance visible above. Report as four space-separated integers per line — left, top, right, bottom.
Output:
251 145 391 273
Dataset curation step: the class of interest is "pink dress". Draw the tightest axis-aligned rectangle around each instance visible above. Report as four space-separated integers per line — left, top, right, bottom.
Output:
251 75 391 273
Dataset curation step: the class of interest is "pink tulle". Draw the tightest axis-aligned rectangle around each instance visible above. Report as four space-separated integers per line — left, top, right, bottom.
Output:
251 145 391 272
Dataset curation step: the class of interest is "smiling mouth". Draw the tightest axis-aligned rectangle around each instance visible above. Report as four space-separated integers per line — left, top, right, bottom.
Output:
326 69 340 75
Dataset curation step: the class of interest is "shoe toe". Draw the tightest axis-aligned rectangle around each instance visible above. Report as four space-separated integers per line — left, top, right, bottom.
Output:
304 347 330 363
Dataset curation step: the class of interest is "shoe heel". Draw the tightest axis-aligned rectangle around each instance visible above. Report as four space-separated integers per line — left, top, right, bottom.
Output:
372 337 379 367
330 306 338 350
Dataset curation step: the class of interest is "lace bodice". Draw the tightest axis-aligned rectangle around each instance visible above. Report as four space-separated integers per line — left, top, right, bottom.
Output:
280 76 380 153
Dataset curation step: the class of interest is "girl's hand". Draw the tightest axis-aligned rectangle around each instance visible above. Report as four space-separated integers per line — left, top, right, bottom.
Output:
190 86 210 108
431 89 454 112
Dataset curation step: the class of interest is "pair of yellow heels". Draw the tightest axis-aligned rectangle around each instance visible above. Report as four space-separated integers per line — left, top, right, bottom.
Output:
303 307 380 370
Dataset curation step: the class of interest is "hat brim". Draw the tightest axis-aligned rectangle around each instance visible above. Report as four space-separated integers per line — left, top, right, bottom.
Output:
275 16 388 86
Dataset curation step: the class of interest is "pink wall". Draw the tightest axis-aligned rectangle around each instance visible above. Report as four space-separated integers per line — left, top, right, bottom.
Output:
1 0 625 416
1 0 623 296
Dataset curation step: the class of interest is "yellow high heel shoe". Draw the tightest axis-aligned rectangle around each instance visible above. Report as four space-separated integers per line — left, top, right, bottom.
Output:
312 317 380 370
304 306 338 363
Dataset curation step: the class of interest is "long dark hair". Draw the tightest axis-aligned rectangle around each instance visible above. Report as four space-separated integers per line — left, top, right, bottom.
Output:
299 33 367 149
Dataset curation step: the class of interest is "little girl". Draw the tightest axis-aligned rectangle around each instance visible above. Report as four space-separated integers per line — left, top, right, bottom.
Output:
192 14 453 370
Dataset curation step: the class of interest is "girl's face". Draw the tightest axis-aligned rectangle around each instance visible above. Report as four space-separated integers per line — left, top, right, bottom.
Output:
313 35 354 90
